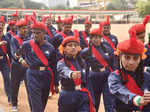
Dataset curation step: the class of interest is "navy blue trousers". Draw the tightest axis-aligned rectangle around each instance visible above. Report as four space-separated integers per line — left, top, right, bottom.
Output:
0 62 11 102
26 69 51 112
58 90 90 112
90 72 115 112
10 61 29 106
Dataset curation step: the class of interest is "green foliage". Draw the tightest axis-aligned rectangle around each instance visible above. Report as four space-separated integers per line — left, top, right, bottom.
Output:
0 0 17 8
50 5 88 10
106 0 137 10
136 0 150 17
73 7 87 9
24 0 48 9
0 0 48 9
106 2 118 10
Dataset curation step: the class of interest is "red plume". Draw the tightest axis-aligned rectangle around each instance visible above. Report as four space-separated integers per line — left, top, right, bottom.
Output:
129 30 137 47
106 16 109 24
12 10 18 17
24 15 28 24
68 15 74 23
30 15 36 24
85 16 89 22
0 16 5 23
16 11 18 16
99 23 103 34
57 16 62 22
32 11 36 19
58 16 61 21
49 13 52 18
71 15 74 21
84 16 92 25
143 15 150 26
56 16 62 23
42 16 47 24
74 29 79 39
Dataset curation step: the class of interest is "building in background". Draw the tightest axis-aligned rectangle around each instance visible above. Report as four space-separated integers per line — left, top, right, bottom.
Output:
77 0 96 8
48 0 67 8
77 0 112 10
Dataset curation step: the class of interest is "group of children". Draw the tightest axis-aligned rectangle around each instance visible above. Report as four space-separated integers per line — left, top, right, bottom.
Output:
0 10 150 112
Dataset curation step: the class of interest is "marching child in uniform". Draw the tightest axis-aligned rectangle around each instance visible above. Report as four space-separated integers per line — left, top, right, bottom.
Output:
108 30 150 112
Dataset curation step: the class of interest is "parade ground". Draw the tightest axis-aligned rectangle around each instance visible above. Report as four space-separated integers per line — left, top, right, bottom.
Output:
0 23 150 112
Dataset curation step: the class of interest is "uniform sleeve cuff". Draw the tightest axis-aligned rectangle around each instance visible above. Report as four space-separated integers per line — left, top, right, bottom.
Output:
133 95 142 107
68 71 73 78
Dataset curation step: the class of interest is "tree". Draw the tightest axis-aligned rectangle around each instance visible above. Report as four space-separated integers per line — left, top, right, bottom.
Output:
106 0 127 10
66 0 70 8
0 0 48 9
106 2 116 10
106 0 137 10
24 0 48 9
136 0 150 17
0 0 18 8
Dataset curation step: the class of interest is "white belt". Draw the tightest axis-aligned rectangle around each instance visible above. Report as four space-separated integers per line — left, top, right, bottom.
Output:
39 67 47 71
0 56 3 59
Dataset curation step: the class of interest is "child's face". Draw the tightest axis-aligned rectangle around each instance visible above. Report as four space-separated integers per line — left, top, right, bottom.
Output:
63 42 79 57
102 25 111 35
90 35 102 46
120 53 141 72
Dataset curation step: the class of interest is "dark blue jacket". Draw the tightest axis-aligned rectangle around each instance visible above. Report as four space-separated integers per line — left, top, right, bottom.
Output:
21 40 58 86
108 70 150 111
143 44 150 66
80 43 117 73
79 31 90 49
10 34 31 63
0 35 11 64
57 55 88 89
102 34 118 50
51 31 74 49
5 31 17 44
46 26 57 38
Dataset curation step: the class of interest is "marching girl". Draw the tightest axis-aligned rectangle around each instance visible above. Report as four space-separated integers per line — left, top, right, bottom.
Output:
80 28 117 112
108 31 150 112
57 36 95 112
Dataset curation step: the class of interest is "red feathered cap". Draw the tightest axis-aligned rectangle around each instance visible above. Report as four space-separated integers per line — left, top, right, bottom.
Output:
56 16 63 23
63 15 73 24
128 15 150 34
16 19 27 26
0 16 5 23
16 15 28 26
42 13 52 23
31 22 46 31
11 11 18 17
62 36 80 46
42 16 51 24
90 23 102 36
90 28 102 36
101 16 110 26
42 16 48 23
30 16 46 31
8 20 16 25
59 36 81 54
117 31 144 55
84 16 92 25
